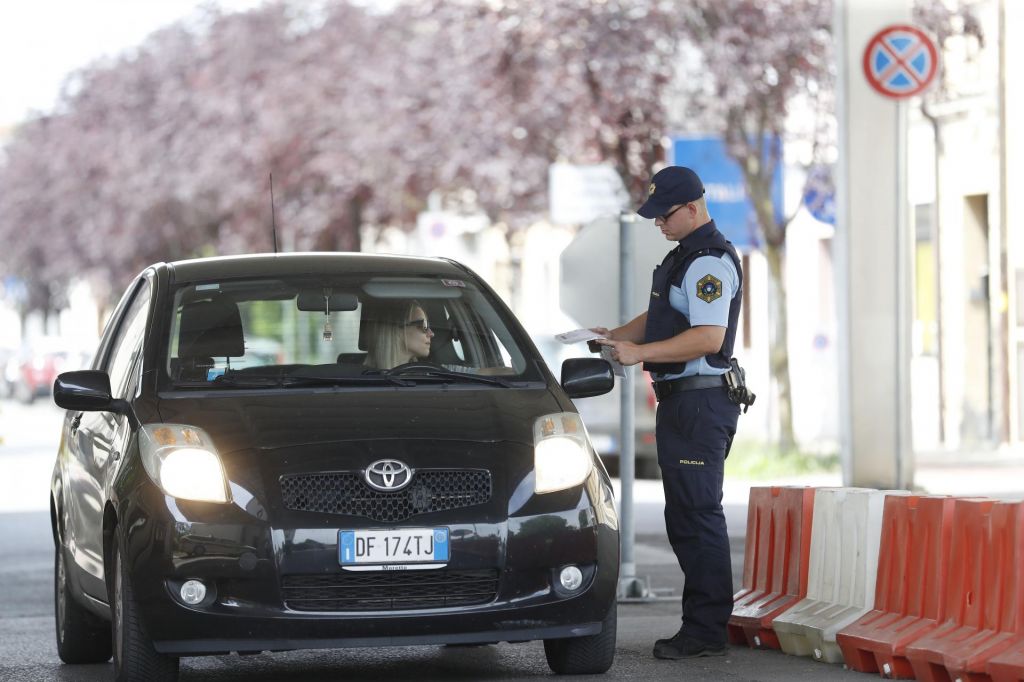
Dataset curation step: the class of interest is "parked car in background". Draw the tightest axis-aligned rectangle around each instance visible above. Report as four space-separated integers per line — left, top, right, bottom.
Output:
0 346 15 399
51 253 620 681
7 337 89 404
535 338 660 478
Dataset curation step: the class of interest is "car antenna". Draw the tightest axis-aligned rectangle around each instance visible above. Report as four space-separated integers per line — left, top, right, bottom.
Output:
269 172 279 253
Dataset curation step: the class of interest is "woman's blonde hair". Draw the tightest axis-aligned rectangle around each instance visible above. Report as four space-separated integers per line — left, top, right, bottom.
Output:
363 300 423 370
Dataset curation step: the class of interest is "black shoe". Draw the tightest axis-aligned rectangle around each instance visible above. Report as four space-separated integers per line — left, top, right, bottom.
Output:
653 629 727 659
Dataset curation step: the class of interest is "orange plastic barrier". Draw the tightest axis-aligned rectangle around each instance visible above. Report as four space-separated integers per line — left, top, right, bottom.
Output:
835 495 955 679
904 499 1024 682
728 486 815 649
989 640 1024 682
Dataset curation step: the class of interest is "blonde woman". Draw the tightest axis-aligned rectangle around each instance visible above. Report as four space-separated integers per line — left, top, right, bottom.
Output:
363 301 434 370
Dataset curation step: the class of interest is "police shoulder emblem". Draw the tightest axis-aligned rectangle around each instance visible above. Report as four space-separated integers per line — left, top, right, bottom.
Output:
696 274 722 303
648 182 656 196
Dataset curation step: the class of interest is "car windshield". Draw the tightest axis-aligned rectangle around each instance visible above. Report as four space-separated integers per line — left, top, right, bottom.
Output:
162 273 543 388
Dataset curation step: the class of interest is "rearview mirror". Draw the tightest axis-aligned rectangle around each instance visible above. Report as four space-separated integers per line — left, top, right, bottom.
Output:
53 370 130 416
296 289 359 312
560 358 614 399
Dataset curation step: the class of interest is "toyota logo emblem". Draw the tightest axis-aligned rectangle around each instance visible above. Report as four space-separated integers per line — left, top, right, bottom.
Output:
364 459 413 491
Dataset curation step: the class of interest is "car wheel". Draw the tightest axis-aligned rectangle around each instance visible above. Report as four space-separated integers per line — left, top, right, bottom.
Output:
54 544 112 664
543 604 617 675
111 532 179 682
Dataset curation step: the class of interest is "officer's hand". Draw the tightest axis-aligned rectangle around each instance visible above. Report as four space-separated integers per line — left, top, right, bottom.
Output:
588 327 612 353
595 339 643 367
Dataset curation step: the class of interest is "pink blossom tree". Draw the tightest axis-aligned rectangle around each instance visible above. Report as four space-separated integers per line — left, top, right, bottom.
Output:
0 0 680 312
674 0 980 450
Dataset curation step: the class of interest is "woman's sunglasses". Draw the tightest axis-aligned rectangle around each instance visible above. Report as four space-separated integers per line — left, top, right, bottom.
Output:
405 319 432 334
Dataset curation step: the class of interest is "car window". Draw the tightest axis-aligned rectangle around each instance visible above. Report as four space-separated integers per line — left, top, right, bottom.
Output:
104 281 151 399
92 277 147 371
162 274 542 387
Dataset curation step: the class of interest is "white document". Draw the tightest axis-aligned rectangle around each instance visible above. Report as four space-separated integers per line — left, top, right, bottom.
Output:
600 347 626 377
554 328 624 376
554 328 604 344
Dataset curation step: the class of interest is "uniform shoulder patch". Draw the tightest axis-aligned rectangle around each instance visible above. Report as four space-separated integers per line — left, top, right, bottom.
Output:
696 274 723 303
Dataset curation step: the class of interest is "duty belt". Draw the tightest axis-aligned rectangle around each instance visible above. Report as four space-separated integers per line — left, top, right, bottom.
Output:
652 374 728 401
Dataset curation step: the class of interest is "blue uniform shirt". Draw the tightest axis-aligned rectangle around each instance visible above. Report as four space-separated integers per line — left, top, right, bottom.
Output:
653 252 740 381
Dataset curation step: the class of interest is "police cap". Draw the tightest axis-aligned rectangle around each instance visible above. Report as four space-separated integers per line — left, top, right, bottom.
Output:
637 166 705 220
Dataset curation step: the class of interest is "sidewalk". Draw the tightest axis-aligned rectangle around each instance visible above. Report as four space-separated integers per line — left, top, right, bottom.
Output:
612 453 1024 544
914 447 1024 499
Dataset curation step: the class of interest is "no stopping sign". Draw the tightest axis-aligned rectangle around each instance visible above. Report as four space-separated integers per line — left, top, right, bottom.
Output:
863 25 939 99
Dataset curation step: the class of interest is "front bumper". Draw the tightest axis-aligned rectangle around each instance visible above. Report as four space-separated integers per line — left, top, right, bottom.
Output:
120 475 619 655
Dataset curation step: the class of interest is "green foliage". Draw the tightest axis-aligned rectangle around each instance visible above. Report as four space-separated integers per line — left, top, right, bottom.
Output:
241 300 284 341
724 439 839 479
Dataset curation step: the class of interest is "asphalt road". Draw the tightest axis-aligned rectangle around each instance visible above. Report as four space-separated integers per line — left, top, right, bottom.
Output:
0 398 865 681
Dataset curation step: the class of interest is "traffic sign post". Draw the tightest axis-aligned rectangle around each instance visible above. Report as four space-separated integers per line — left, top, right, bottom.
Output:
615 211 651 601
863 25 939 99
835 3 918 490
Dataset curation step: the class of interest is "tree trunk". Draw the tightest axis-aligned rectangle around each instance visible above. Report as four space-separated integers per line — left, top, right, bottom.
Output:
763 242 796 450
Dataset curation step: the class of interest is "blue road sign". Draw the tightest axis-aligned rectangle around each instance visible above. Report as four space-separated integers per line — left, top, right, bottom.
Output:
803 166 836 225
669 135 784 250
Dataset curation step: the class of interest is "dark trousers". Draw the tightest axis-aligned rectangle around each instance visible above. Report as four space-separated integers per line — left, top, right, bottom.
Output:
656 386 739 645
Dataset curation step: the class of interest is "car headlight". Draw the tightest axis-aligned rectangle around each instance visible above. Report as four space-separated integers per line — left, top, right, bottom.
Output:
533 412 594 494
139 425 230 503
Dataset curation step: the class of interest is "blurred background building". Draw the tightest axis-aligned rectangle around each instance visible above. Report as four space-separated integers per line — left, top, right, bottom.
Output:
1 0 1020 478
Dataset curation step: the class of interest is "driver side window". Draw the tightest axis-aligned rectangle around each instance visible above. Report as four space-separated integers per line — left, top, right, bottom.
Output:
104 282 151 399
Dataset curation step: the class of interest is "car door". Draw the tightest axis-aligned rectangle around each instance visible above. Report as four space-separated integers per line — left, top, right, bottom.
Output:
66 279 151 600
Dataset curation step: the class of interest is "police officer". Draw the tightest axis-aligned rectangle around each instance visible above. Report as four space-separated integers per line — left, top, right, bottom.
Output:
596 166 748 660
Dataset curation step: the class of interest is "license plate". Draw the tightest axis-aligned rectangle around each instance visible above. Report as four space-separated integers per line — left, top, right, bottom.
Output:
338 528 449 569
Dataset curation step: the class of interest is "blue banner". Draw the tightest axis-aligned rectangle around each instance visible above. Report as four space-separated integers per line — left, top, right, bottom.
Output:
669 135 784 250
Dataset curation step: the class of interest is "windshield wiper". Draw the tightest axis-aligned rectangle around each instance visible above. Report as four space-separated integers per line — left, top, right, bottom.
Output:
175 374 286 388
279 374 415 387
385 367 515 387
179 374 415 389
183 370 513 389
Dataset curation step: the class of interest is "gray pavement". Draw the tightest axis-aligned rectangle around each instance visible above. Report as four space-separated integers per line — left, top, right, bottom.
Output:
0 509 867 682
4 397 1024 680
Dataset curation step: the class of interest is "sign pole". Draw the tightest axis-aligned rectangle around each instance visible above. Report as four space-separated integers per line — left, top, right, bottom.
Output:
617 211 649 600
836 4 919 489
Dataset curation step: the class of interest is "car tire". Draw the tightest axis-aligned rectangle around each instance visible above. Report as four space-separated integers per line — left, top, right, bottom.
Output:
543 604 617 675
111 532 179 682
54 544 112 664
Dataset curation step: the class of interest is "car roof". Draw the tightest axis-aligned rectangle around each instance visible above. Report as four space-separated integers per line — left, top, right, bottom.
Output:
162 252 470 283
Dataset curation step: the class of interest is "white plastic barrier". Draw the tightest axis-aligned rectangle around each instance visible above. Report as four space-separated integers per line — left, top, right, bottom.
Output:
771 487 908 663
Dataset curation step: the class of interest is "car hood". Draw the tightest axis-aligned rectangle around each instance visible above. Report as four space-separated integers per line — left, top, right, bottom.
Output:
155 386 567 454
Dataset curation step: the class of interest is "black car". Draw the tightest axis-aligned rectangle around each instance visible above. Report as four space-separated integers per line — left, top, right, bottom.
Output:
51 253 619 681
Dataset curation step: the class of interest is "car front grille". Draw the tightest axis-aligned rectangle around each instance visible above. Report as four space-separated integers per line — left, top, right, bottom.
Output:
281 569 500 611
279 469 492 522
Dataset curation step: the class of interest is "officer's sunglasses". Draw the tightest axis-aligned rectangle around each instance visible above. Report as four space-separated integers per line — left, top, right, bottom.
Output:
405 319 433 334
657 204 688 223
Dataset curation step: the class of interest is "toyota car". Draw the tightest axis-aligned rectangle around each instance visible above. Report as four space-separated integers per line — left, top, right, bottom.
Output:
50 253 619 681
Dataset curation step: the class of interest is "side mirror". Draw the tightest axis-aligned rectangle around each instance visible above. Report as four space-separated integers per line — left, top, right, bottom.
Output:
53 370 129 415
560 358 614 399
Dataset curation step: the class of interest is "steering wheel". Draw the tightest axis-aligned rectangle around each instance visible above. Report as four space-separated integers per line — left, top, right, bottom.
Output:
388 361 447 374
